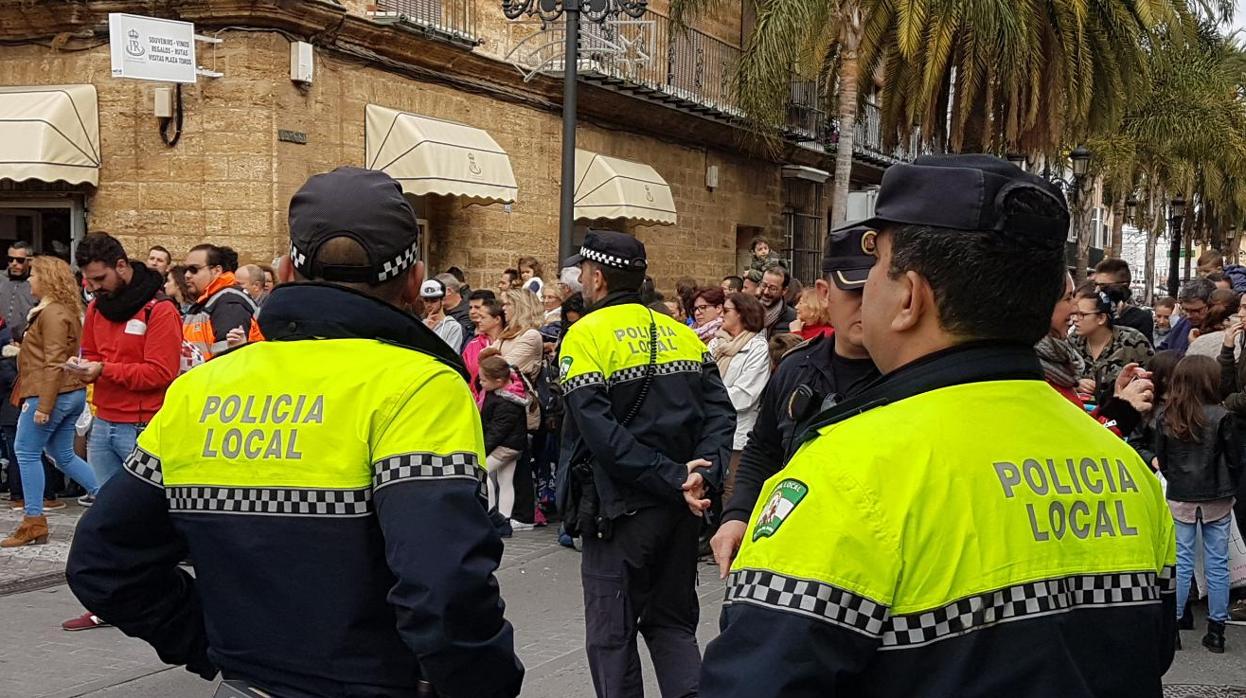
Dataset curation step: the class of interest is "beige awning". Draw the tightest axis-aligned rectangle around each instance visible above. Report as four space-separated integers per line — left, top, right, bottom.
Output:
574 149 677 226
365 104 518 204
0 85 100 186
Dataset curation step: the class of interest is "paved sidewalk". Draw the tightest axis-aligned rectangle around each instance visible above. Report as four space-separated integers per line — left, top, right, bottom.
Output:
1 525 1243 696
0 498 87 596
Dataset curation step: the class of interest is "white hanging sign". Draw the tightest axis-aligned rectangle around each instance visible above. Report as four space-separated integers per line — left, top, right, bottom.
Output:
109 13 198 84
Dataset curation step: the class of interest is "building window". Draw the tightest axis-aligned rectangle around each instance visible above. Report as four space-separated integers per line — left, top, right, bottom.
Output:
781 178 824 284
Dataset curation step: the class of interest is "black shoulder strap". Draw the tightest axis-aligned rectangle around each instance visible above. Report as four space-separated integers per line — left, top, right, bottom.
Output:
619 310 658 426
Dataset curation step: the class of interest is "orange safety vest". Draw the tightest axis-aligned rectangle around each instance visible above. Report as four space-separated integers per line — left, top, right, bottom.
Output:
181 273 256 370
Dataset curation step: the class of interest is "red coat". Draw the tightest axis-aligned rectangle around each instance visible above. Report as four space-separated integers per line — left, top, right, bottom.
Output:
81 298 182 423
1047 380 1124 437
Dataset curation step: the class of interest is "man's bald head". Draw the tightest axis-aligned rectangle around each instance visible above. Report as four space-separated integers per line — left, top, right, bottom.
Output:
237 264 266 301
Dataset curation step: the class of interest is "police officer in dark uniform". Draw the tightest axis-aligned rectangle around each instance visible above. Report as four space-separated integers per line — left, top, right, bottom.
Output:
66 168 523 698
557 230 735 698
710 227 879 577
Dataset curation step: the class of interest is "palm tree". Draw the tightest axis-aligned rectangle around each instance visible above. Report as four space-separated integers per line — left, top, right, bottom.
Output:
1088 24 1246 301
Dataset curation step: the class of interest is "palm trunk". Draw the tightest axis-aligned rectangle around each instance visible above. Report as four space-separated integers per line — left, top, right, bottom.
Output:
1109 191 1125 259
829 4 862 227
1074 176 1097 283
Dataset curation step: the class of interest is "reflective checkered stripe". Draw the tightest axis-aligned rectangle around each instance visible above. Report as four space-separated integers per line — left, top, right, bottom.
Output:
728 568 1171 650
577 245 631 269
166 485 372 517
290 239 419 283
372 451 484 490
563 371 605 394
607 360 702 386
123 448 163 488
725 569 889 639
1158 564 1177 595
880 570 1166 650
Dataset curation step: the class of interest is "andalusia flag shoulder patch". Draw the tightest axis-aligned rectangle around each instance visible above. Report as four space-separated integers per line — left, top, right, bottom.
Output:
752 478 809 541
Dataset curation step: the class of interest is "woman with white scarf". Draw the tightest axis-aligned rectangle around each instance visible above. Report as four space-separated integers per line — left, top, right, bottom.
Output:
707 291 771 506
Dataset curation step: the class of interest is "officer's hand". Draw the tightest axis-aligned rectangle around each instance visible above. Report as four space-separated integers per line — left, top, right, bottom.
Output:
1118 377 1155 414
711 520 747 579
682 459 712 517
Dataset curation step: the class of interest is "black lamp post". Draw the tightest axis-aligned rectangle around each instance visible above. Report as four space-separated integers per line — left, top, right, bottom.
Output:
1166 193 1187 298
1125 193 1138 222
1056 145 1092 276
501 0 647 261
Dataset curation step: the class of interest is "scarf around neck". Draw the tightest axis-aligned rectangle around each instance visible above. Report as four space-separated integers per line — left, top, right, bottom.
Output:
696 317 724 343
93 261 165 323
764 299 786 332
714 328 757 376
1033 334 1085 388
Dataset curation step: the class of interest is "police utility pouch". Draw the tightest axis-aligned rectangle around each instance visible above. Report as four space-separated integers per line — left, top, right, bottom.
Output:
567 311 659 542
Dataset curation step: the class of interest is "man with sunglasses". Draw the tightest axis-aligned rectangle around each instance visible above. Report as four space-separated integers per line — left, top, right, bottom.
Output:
0 241 36 340
181 244 257 368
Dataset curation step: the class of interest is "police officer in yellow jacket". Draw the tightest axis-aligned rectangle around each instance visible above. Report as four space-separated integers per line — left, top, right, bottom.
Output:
66 168 524 698
700 155 1176 697
557 230 735 697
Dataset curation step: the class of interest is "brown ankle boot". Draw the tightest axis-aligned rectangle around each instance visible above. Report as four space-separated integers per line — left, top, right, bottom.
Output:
1 515 49 547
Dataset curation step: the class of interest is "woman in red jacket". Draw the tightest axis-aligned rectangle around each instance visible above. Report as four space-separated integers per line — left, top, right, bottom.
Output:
1036 272 1153 436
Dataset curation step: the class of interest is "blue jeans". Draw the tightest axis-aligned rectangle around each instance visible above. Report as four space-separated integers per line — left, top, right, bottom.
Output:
15 390 97 517
88 417 144 486
1175 511 1234 623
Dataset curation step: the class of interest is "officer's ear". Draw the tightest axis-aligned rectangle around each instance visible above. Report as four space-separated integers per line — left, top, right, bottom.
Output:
890 270 934 334
276 255 295 284
813 278 830 302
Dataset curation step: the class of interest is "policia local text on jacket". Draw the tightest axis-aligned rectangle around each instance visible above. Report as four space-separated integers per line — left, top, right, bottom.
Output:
66 281 522 698
702 343 1177 697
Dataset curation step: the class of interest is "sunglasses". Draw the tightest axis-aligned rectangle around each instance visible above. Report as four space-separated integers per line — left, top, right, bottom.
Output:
185 264 208 275
7 256 28 264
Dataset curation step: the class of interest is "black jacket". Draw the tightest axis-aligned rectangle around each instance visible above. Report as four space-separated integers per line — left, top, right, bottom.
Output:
66 283 522 698
188 285 257 345
723 334 878 523
482 390 528 454
556 293 735 518
1117 305 1154 345
1156 404 1241 501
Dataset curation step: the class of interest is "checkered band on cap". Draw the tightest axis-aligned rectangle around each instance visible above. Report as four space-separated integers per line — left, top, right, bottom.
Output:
289 238 419 283
579 246 632 270
372 451 483 491
877 570 1166 650
726 569 890 639
166 485 372 518
123 448 163 488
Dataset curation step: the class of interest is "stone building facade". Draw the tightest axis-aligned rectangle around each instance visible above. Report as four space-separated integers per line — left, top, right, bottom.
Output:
0 0 895 290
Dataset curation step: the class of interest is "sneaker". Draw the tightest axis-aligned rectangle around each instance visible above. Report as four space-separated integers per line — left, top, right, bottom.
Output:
77 495 95 507
61 612 109 631
509 520 536 532
43 499 66 511
1227 599 1246 626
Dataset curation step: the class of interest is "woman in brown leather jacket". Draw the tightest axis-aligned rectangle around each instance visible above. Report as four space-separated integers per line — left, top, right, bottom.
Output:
1 256 99 547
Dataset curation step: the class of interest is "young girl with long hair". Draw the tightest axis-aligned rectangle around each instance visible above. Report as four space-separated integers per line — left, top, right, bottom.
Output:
1155 355 1240 653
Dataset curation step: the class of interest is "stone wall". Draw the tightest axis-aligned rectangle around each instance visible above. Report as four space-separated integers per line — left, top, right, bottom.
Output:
0 29 779 291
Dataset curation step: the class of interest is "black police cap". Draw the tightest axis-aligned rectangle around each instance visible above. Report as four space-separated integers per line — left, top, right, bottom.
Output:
562 230 648 271
822 226 877 290
288 167 421 285
835 154 1069 243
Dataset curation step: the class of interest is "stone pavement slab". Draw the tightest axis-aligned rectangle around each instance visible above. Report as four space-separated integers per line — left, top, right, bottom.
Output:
0 499 87 596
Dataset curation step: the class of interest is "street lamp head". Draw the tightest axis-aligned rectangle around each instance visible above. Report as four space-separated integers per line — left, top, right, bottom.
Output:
1005 152 1027 170
1172 193 1186 219
1125 193 1138 221
1069 145 1091 179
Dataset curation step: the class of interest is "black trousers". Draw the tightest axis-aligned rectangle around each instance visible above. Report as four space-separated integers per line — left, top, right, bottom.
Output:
581 504 702 698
